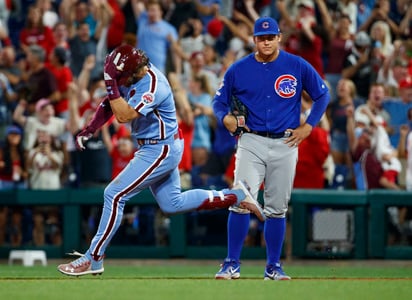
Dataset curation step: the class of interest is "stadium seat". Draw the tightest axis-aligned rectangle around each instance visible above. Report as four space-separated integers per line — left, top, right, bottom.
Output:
8 250 47 266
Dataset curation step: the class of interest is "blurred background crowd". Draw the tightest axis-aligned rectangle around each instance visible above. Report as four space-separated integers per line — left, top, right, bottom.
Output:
1 0 412 249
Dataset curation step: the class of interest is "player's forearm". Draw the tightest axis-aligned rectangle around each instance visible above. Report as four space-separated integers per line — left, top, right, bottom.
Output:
213 99 229 126
86 97 114 132
306 93 330 127
109 97 140 123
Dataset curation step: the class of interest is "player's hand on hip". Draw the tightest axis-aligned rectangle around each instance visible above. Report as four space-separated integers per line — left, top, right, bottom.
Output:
285 123 312 147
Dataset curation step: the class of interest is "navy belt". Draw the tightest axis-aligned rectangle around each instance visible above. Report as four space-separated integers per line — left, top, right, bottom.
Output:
251 131 289 139
137 132 181 146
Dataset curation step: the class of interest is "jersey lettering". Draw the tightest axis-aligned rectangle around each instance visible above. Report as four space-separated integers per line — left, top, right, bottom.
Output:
274 75 297 98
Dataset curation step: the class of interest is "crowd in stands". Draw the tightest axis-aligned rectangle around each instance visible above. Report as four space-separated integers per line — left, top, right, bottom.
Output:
1 0 412 247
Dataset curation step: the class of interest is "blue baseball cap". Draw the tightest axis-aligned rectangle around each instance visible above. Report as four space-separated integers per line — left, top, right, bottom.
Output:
6 125 23 135
254 17 280 36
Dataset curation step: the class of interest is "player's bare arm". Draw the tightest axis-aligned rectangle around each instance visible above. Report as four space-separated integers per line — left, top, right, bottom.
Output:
223 114 238 133
223 114 250 134
109 98 140 123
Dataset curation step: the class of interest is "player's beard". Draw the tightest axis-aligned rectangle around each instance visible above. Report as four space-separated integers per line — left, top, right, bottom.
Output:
123 67 148 87
123 74 143 87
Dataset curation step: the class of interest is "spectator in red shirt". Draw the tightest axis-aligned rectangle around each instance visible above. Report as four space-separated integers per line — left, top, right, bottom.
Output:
277 0 329 78
52 21 70 50
19 5 55 59
46 46 73 119
102 124 136 180
73 54 107 118
321 10 354 101
294 95 330 189
106 0 124 52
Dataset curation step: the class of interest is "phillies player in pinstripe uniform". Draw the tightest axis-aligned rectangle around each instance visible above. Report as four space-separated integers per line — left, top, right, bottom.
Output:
58 45 264 277
213 17 330 280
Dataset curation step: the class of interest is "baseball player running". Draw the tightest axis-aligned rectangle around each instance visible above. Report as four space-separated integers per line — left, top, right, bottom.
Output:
57 45 264 277
213 17 330 280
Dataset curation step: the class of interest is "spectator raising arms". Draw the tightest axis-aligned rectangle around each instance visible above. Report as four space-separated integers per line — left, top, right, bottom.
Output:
322 11 354 101
51 21 70 50
46 46 73 119
132 0 179 74
66 1 112 80
13 98 67 152
358 0 400 38
376 40 410 98
341 31 373 102
26 129 65 189
22 45 58 114
106 0 124 52
19 5 55 59
277 0 329 78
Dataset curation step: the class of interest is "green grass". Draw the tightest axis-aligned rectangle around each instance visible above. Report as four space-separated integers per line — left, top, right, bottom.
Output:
0 260 411 300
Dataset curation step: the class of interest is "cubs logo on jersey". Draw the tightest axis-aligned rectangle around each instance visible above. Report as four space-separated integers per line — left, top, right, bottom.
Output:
274 75 297 98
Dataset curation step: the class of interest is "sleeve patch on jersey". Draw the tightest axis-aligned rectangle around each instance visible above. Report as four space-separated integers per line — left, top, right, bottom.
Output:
274 75 297 98
142 92 154 105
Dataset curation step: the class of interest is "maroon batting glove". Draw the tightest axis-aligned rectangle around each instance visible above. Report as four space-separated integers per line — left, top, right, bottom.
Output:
75 97 114 151
75 128 93 151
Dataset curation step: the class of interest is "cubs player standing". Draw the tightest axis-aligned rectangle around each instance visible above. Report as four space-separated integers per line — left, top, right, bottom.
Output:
57 45 264 277
213 17 330 280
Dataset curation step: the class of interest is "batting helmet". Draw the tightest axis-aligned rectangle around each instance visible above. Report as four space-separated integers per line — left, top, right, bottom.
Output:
105 44 149 86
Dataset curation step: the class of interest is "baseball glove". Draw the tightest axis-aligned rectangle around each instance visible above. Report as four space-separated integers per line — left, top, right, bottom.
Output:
230 95 248 136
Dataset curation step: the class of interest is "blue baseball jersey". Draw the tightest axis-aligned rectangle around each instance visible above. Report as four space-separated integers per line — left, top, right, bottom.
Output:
121 64 178 140
213 50 329 132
